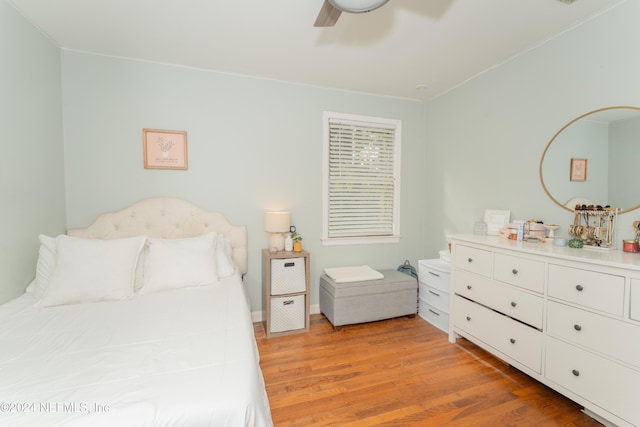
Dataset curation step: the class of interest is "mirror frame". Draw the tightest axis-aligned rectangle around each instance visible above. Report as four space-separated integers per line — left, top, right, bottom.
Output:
539 105 640 214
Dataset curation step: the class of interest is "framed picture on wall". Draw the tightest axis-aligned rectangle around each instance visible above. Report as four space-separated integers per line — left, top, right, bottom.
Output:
143 129 188 170
570 158 587 182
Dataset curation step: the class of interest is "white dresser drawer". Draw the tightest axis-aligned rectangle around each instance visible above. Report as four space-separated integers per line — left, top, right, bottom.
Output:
548 264 625 316
454 245 492 278
419 282 450 313
454 270 543 329
494 253 544 293
545 336 640 426
418 259 450 292
419 298 449 333
631 279 640 322
453 295 542 373
547 301 640 369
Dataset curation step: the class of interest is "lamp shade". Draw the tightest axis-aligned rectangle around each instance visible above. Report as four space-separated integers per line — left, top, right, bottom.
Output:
328 0 389 13
264 212 291 233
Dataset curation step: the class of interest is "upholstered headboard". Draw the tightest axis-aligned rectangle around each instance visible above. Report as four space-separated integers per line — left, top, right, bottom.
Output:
67 198 248 275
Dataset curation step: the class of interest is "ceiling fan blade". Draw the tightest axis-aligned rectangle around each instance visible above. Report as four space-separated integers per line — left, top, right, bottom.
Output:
314 0 342 27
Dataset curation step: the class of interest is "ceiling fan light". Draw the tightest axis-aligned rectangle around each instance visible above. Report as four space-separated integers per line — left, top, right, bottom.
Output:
328 0 390 13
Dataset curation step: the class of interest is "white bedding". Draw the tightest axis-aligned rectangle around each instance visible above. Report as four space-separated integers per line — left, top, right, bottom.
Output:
0 273 273 427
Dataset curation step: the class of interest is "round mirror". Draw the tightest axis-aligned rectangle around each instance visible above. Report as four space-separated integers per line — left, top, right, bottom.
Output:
540 106 640 214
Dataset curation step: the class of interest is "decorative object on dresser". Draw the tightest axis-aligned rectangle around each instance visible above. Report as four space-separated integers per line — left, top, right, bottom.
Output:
319 268 417 330
569 204 618 249
262 249 310 337
418 259 451 333
264 211 291 252
449 234 640 427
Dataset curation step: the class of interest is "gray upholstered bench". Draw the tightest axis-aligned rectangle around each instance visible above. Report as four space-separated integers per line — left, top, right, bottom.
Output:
319 269 417 329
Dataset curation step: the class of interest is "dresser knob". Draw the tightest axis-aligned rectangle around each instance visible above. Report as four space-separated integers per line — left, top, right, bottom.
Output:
468 258 473 263
467 285 472 290
512 269 518 275
576 284 584 291
572 369 580 377
509 338 516 344
510 301 517 307
574 324 582 331
466 316 471 321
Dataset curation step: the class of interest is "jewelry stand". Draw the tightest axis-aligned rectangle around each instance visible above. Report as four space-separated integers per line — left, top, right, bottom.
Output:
569 207 618 249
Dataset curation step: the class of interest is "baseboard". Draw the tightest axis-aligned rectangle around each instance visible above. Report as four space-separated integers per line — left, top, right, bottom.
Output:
252 303 320 323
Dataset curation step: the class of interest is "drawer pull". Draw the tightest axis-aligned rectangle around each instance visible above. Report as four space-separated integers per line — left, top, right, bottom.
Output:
428 309 440 316
284 262 295 268
467 258 473 263
466 285 472 290
466 316 471 321
509 338 516 344
572 369 580 377
510 301 517 307
512 269 518 275
428 271 440 277
428 290 441 297
574 324 582 331
576 284 584 291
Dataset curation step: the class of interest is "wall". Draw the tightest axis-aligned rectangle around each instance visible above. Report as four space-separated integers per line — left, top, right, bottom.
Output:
0 1 67 303
424 0 640 254
60 51 427 314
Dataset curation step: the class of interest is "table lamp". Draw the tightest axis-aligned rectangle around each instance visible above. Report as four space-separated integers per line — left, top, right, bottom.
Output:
264 211 290 251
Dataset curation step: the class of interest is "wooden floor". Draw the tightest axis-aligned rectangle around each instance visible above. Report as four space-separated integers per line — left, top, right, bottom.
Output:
255 314 603 427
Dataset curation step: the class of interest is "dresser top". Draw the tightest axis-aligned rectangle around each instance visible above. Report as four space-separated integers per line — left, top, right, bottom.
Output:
448 234 640 272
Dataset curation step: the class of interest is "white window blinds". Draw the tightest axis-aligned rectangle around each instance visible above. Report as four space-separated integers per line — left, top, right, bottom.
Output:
323 112 401 244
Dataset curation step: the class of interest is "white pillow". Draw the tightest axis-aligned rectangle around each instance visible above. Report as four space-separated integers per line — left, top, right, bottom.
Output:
39 235 146 307
25 234 57 299
216 234 236 278
140 232 218 294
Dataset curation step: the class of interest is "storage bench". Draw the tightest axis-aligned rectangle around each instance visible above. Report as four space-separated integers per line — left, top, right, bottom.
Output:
319 269 417 328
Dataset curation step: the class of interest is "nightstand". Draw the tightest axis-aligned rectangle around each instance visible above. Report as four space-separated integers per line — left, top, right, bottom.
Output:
262 249 310 338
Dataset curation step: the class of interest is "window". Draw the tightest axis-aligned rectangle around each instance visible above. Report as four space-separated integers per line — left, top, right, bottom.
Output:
322 112 401 245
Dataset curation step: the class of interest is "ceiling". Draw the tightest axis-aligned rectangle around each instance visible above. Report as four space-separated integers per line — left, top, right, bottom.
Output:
8 0 627 100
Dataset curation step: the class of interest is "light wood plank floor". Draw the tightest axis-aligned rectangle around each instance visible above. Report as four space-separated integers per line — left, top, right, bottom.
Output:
255 314 603 427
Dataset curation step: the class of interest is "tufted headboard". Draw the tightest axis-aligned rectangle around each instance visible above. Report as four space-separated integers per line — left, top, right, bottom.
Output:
67 198 248 275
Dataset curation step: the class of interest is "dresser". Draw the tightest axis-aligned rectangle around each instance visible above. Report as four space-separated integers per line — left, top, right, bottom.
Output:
449 235 640 427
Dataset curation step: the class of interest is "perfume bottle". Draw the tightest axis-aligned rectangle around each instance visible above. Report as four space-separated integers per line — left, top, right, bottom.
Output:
284 233 293 251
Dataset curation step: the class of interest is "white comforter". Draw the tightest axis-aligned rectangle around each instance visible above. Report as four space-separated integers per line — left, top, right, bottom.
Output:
0 274 273 427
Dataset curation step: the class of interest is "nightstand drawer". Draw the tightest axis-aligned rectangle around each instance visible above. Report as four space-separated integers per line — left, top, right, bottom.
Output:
270 294 306 333
271 257 306 295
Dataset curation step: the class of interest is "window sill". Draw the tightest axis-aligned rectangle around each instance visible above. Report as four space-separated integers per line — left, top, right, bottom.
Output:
321 235 401 246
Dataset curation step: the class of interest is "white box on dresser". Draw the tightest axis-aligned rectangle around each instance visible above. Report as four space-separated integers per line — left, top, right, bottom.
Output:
418 259 450 332
449 235 640 427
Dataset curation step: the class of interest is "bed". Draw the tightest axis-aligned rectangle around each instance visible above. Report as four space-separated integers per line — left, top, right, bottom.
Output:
0 198 273 427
